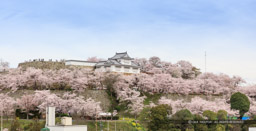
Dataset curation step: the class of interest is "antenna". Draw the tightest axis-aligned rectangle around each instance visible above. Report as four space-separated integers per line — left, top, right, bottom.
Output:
204 51 207 96
205 51 207 73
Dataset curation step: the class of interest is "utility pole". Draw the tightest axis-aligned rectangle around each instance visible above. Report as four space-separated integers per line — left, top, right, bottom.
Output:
204 51 207 96
115 120 116 131
95 108 97 131
1 111 2 131
205 51 207 73
108 120 109 131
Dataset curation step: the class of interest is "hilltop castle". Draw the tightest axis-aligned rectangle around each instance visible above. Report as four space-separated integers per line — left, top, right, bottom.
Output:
65 52 141 74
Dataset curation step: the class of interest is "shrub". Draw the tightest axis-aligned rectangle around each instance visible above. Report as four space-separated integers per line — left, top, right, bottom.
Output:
10 117 21 131
203 110 217 120
171 109 194 131
217 110 227 120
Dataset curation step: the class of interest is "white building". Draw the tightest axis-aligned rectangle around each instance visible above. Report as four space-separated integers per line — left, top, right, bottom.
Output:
45 107 87 131
65 60 97 69
65 52 140 74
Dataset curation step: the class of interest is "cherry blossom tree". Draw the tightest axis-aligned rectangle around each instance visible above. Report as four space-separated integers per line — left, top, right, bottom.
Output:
134 58 154 72
87 56 104 62
113 76 145 116
0 57 250 98
165 64 182 78
247 97 256 116
33 90 102 118
0 59 9 72
238 85 256 97
159 96 239 116
0 67 92 91
18 94 37 119
149 56 161 67
177 60 196 79
74 97 102 118
0 94 16 120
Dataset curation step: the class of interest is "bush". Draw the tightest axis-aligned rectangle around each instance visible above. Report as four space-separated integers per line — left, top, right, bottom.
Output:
172 109 193 121
24 118 45 131
100 116 119 120
193 114 204 120
127 120 146 131
193 114 208 131
203 110 217 120
217 110 227 120
15 108 41 119
253 115 256 120
138 107 151 122
194 124 208 131
216 124 225 131
10 117 21 131
56 113 69 117
171 109 194 131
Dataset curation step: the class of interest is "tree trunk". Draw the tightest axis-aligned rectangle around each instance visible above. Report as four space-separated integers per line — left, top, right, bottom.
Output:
27 113 29 120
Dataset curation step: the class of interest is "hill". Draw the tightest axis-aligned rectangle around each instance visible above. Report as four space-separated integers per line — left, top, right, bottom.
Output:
18 60 66 69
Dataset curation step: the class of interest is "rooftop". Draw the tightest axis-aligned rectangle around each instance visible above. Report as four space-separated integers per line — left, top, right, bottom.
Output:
110 52 134 60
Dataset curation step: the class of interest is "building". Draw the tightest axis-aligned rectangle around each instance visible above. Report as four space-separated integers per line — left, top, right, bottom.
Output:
95 52 140 74
65 60 97 69
45 107 87 131
65 52 140 74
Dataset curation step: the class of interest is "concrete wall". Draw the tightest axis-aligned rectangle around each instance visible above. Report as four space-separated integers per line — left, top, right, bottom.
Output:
249 128 256 131
47 125 87 131
46 107 55 126
65 61 96 67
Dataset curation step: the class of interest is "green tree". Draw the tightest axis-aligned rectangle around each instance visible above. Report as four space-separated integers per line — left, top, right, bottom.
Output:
230 92 250 119
172 109 194 120
103 74 119 111
138 107 151 122
203 110 217 120
103 74 120 121
217 110 227 120
171 109 194 131
148 104 172 131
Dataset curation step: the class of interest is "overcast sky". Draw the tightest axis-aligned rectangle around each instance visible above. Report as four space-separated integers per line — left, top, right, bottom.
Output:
0 0 256 84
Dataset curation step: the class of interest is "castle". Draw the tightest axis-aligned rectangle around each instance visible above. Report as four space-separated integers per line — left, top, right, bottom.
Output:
65 52 141 74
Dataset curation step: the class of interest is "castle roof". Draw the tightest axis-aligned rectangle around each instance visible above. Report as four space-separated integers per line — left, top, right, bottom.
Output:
110 52 134 60
95 52 139 68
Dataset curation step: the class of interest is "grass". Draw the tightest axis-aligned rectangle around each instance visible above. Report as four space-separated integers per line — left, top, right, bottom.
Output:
74 120 139 131
2 119 45 130
2 119 145 131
